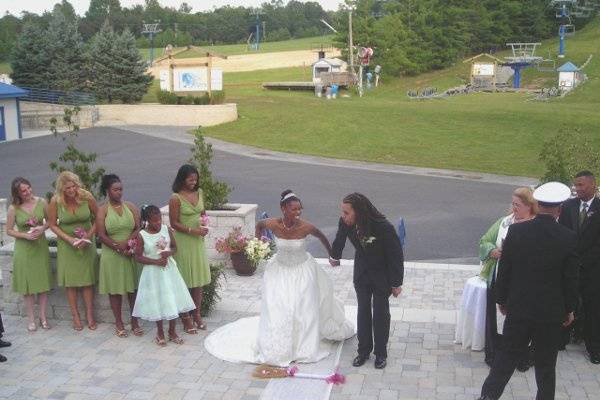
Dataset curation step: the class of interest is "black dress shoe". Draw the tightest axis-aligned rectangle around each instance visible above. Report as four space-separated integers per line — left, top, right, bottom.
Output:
374 356 387 369
0 339 11 348
0 354 6 362
352 354 369 367
590 353 600 364
516 361 530 372
476 396 496 400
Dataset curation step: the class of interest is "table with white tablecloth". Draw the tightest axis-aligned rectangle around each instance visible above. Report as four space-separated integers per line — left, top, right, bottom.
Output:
455 276 488 351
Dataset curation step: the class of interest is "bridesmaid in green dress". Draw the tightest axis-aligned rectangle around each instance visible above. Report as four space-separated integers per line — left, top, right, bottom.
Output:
169 164 211 333
48 171 98 331
96 174 143 338
6 177 52 332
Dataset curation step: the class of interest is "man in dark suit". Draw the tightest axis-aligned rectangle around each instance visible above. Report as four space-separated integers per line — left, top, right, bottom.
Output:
330 193 404 369
558 170 600 364
477 182 579 400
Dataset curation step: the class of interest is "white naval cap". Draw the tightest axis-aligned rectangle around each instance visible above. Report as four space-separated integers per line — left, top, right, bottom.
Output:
533 181 572 205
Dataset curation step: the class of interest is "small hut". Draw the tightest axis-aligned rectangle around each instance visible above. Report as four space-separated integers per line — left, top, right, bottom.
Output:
557 61 584 92
312 58 346 82
0 82 28 142
463 53 504 89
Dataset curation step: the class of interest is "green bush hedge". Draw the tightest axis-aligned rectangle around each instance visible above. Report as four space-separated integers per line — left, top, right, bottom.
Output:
155 90 226 105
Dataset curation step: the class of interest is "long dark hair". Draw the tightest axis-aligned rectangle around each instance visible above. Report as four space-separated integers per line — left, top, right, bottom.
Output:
10 177 31 206
172 164 200 193
100 174 120 197
140 204 161 228
343 192 386 237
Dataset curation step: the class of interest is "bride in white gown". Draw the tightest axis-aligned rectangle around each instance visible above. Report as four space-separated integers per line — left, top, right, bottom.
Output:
204 190 355 367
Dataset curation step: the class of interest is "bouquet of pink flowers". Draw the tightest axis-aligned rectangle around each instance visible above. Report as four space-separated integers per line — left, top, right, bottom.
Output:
26 217 39 234
156 236 170 255
127 237 139 255
215 226 248 254
72 227 91 246
200 213 210 227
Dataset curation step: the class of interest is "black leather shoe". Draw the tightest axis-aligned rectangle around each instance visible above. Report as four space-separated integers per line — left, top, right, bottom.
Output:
590 353 600 364
516 361 530 372
374 356 387 369
352 354 369 367
0 354 6 362
475 396 496 400
0 339 11 348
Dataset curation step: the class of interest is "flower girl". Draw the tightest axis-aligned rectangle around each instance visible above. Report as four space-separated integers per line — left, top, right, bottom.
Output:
132 205 196 346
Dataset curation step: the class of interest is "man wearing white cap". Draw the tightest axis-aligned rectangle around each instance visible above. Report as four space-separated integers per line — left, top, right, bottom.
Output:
477 182 579 400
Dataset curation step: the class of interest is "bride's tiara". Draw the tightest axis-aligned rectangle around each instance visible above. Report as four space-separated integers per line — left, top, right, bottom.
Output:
281 192 298 202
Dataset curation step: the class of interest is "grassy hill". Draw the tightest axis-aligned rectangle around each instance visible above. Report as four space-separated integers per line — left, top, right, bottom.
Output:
140 35 335 61
202 18 600 178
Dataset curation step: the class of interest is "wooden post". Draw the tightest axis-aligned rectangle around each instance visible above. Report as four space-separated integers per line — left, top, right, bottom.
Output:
169 54 175 92
207 52 212 99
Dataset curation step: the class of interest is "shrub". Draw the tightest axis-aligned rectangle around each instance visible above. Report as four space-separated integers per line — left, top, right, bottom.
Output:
180 94 195 105
201 263 226 316
156 89 179 104
155 90 225 105
539 127 600 184
189 127 232 209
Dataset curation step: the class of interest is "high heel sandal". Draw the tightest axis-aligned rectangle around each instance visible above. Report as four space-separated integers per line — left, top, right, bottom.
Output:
27 322 37 332
155 337 167 347
39 318 50 330
182 316 197 334
168 335 184 345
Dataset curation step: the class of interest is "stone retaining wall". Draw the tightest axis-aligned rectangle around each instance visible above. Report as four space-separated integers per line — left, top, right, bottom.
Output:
0 202 256 322
20 102 98 130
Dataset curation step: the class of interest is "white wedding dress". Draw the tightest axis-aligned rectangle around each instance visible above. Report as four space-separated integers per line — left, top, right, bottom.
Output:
205 237 355 366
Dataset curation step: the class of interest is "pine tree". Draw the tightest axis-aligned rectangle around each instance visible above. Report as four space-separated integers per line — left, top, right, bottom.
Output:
88 21 119 102
46 10 88 91
9 22 50 88
111 28 153 103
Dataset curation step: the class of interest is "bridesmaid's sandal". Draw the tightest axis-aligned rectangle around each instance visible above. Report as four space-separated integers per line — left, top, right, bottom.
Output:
195 320 207 331
182 316 197 334
27 322 37 332
168 335 184 345
88 321 97 331
155 337 167 347
73 322 83 331
115 329 129 338
39 319 50 330
132 326 144 337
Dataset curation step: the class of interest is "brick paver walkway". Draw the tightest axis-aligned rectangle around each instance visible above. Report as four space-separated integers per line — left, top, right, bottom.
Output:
1 261 598 400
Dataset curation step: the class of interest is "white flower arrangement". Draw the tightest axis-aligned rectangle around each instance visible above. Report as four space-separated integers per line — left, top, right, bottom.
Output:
245 237 273 267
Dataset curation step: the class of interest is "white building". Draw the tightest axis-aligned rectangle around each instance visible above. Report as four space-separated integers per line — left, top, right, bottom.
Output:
0 82 28 142
312 58 347 82
557 61 584 92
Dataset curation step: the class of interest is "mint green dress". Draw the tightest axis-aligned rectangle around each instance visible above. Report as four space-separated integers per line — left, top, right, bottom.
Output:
56 201 97 287
99 204 138 295
12 199 52 294
172 192 211 288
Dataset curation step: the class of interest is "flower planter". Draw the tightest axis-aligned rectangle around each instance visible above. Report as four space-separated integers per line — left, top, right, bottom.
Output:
230 251 256 276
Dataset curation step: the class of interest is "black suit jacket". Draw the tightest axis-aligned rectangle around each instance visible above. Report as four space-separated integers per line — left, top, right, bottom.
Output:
496 214 579 323
331 217 404 289
558 197 600 271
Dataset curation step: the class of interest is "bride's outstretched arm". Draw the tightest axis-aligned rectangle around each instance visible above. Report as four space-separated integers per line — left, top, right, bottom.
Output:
255 219 272 239
310 225 332 255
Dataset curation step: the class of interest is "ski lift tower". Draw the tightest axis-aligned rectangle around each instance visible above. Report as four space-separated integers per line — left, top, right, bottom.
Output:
142 21 161 66
503 43 543 88
550 0 577 58
250 9 264 51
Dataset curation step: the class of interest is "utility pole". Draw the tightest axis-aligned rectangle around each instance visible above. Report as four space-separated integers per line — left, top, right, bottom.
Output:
174 22 178 42
250 9 264 50
142 21 161 66
348 11 354 71
262 21 266 42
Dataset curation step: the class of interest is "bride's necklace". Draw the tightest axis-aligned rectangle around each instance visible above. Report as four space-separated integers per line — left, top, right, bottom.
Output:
281 218 298 230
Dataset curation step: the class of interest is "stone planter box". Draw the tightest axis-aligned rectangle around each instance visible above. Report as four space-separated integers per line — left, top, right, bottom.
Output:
0 202 257 322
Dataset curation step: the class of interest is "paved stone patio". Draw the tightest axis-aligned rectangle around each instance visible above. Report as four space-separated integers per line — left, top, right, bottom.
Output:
1 261 598 400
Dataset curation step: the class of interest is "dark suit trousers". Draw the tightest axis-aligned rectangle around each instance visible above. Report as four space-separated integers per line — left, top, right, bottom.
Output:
355 282 390 358
481 316 562 400
582 273 600 354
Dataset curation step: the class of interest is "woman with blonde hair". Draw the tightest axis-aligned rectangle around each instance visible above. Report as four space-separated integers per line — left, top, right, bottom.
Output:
6 177 52 332
48 171 98 331
479 186 537 368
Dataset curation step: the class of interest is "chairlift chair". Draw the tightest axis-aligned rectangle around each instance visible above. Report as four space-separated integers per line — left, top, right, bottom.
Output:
559 24 576 37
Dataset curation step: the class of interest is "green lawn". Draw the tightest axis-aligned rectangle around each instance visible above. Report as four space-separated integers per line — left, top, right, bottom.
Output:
140 35 335 61
199 18 600 178
0 62 11 74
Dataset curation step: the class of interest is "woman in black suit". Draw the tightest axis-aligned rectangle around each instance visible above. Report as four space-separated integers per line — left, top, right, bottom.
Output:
0 312 11 362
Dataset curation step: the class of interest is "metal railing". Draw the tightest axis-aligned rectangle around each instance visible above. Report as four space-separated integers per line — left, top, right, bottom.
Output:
20 87 96 106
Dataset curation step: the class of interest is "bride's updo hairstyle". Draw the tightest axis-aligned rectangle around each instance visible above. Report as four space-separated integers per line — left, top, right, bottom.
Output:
280 189 302 208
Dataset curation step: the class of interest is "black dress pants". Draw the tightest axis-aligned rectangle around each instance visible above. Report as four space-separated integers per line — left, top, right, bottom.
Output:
481 316 562 400
355 282 391 358
582 274 600 355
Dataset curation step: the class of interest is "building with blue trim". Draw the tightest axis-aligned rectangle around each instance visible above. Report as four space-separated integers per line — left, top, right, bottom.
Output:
557 61 584 92
0 82 28 142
